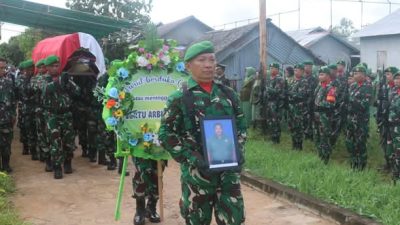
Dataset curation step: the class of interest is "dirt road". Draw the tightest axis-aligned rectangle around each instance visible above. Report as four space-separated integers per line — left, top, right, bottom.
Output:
10 135 336 225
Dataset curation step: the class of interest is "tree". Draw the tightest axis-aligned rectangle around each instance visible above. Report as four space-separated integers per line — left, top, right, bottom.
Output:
66 0 153 60
0 41 24 65
13 28 60 58
332 18 359 40
66 0 152 25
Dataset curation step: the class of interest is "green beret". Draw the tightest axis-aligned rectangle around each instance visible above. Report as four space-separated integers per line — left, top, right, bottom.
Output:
245 67 256 78
44 55 60 66
352 65 366 73
184 41 214 62
337 60 346 66
358 63 368 69
19 60 34 69
384 66 399 75
328 64 337 70
269 63 280 69
319 66 331 75
394 71 400 78
303 61 314 65
35 59 45 67
294 63 304 69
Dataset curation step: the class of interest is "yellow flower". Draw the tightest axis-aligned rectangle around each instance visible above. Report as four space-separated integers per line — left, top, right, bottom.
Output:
114 109 124 118
149 56 159 66
143 142 151 147
119 91 126 100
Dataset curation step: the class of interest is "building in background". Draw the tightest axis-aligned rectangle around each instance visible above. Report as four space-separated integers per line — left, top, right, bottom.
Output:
287 27 359 69
354 9 400 72
192 19 322 91
157 16 213 48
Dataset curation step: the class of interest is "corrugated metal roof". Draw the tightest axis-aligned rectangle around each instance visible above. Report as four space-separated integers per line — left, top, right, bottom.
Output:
157 16 213 37
193 20 323 64
287 27 359 52
355 9 400 37
287 27 329 47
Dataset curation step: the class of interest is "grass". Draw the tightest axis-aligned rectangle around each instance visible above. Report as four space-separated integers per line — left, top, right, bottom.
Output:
244 119 399 225
0 172 27 225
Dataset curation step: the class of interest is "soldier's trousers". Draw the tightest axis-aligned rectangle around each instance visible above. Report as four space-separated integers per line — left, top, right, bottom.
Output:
36 108 49 157
20 110 36 148
47 112 75 166
330 110 342 146
265 103 281 140
345 121 368 170
179 163 245 225
132 157 165 199
96 117 115 159
288 110 304 147
0 124 13 157
389 126 400 179
303 106 314 139
314 112 332 163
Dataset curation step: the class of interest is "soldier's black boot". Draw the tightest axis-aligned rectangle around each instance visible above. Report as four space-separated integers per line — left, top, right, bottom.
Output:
54 165 63 179
118 158 130 176
133 197 146 225
45 156 53 172
2 154 12 173
98 151 107 166
146 197 161 223
107 155 117 170
22 144 29 155
88 148 97 163
64 159 73 174
30 146 39 161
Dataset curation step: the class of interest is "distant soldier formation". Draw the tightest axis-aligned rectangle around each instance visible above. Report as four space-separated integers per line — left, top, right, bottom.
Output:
243 60 400 180
0 55 127 180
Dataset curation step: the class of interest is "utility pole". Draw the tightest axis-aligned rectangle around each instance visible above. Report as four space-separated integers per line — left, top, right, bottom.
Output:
330 0 333 30
298 0 301 29
259 0 267 75
360 0 364 28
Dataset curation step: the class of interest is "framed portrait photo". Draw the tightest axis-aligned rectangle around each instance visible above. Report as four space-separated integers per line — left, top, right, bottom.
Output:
200 115 241 172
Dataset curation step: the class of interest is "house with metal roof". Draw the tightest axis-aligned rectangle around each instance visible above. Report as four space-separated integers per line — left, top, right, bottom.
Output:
192 19 322 90
354 9 400 72
157 16 213 47
287 27 359 68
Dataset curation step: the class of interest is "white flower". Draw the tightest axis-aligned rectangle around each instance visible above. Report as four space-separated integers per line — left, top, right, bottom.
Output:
160 55 171 65
137 56 149 67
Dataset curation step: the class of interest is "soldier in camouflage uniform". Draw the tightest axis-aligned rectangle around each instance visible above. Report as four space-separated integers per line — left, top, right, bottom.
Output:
16 60 38 160
31 59 48 162
303 61 318 141
328 64 342 146
160 41 246 225
0 57 16 173
377 67 397 171
388 71 400 180
42 55 80 179
250 70 265 129
287 64 309 150
346 65 372 170
314 66 337 164
214 63 230 87
264 63 286 143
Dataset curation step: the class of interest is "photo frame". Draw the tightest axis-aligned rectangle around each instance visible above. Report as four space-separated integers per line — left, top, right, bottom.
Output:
200 115 241 172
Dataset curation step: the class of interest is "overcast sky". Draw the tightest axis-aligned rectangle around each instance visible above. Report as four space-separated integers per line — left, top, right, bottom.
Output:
1 0 400 43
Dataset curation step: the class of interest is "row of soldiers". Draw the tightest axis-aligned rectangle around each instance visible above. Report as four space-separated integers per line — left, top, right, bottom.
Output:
0 56 124 179
241 60 375 171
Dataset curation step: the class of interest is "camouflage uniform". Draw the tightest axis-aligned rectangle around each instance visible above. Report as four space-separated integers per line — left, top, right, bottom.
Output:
264 75 286 143
314 81 337 163
250 77 265 128
95 74 116 168
0 74 16 172
159 77 246 225
31 73 49 161
388 86 400 180
303 74 318 140
42 73 80 171
330 75 347 146
346 80 372 170
15 73 37 158
287 77 308 150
